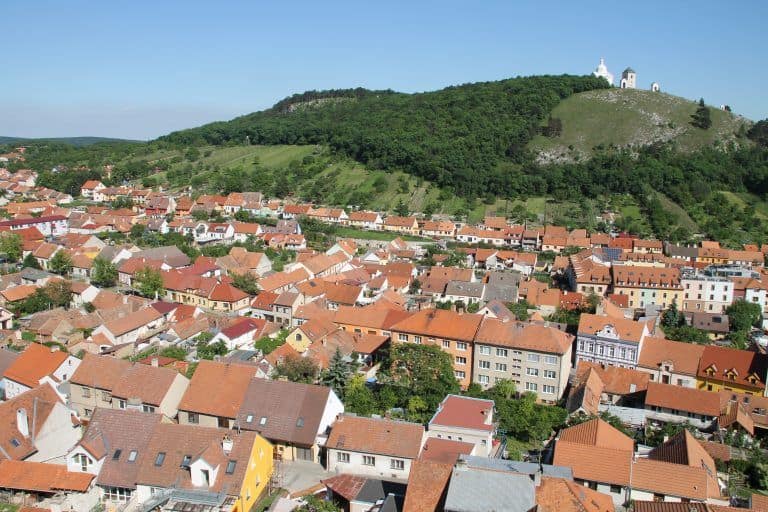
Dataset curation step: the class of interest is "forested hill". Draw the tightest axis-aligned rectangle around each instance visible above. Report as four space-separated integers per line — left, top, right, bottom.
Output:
159 75 610 197
0 136 141 147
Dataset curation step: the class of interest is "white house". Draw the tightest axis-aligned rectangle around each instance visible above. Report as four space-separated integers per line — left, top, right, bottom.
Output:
2 343 81 400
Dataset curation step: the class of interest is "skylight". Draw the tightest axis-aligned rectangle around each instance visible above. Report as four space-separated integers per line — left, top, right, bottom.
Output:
259 416 267 426
245 414 253 423
181 455 192 468
10 438 20 448
225 460 237 474
112 449 122 460
154 452 166 466
128 450 137 462
296 417 304 428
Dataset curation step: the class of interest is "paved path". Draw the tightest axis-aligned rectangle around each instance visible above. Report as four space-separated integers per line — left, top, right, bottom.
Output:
281 460 335 494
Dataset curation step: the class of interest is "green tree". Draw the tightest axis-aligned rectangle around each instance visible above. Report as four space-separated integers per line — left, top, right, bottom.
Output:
384 343 460 412
727 300 762 333
0 232 22 262
507 300 531 321
44 280 73 308
661 300 683 329
197 339 228 360
394 199 409 217
91 257 118 288
344 374 378 416
295 495 341 512
134 266 164 298
231 272 259 295
22 252 41 270
275 354 319 384
320 348 354 398
159 346 187 360
130 223 147 239
49 250 73 275
254 329 287 355
691 98 712 129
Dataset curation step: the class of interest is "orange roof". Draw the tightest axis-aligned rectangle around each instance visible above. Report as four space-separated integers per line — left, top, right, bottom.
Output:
178 360 255 419
558 418 634 450
578 313 647 343
403 460 453 512
536 476 614 512
697 345 768 390
0 460 93 492
475 318 573 355
645 382 720 416
328 415 424 459
1 284 38 302
419 438 474 465
573 361 649 396
430 395 494 431
4 343 69 388
390 309 482 342
553 440 632 486
631 458 710 500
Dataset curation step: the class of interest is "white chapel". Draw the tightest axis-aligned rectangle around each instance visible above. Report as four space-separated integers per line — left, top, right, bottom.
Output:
592 58 614 86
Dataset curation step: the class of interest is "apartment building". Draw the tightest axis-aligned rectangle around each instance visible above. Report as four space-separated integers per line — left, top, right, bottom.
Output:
612 265 683 309
680 271 733 314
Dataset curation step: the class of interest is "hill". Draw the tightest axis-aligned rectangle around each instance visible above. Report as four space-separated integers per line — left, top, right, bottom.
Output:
529 88 750 164
159 75 610 198
0 136 141 147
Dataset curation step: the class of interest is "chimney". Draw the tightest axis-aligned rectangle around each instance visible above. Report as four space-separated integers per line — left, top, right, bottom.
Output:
222 434 233 454
16 408 29 438
151 357 159 367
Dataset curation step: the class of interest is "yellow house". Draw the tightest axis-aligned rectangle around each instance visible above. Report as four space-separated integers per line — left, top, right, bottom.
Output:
286 317 339 353
383 216 419 236
696 345 767 395
235 431 274 512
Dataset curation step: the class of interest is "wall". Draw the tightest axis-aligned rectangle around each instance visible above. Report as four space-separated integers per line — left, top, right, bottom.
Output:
426 426 491 457
28 401 82 464
327 448 414 480
158 373 191 419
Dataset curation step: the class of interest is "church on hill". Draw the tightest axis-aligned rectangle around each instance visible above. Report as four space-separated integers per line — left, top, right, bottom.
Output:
592 58 614 86
592 58 659 92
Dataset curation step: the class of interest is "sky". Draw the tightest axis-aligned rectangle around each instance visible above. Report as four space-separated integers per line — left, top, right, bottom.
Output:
2 0 767 140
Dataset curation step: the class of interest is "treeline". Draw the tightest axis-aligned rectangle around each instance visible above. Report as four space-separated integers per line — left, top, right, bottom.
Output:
159 75 610 197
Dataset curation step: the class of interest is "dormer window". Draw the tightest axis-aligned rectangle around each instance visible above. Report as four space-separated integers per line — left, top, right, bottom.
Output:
181 455 192 468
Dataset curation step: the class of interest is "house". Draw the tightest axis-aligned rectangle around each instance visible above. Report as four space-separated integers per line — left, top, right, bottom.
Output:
421 220 456 238
326 414 425 480
427 395 495 457
383 216 419 236
91 307 164 346
323 474 406 512
696 345 768 395
177 360 256 428
2 343 81 399
402 459 454 512
566 361 650 417
390 309 483 388
637 336 705 388
443 457 536 512
235 379 344 463
0 215 68 237
348 211 383 230
473 319 573 402
0 460 94 507
333 305 411 336
644 382 720 429
0 382 81 463
66 408 162 505
217 246 271 276
69 353 190 420
612 265 683 309
286 317 339 353
0 347 19 399
211 317 279 350
80 180 105 198
576 313 650 368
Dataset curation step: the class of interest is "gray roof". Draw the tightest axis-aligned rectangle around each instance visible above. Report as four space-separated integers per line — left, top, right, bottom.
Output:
354 479 407 504
20 267 56 281
486 270 521 287
134 246 191 268
480 300 514 322
0 347 20 381
445 281 484 299
460 455 573 479
444 465 535 512
482 284 518 303
664 243 698 259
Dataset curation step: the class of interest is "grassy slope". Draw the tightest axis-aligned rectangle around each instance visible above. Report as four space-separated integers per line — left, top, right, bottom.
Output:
0 136 141 146
529 88 749 163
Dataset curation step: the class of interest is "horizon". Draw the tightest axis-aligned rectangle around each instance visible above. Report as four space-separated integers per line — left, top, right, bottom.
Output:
3 0 767 140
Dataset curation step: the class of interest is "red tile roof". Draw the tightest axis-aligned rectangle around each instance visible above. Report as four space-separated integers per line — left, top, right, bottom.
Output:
327 415 424 459
430 395 494 432
4 343 69 388
0 460 94 492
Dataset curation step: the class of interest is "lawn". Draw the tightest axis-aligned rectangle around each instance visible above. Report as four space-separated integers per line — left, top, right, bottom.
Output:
334 226 426 242
0 504 19 512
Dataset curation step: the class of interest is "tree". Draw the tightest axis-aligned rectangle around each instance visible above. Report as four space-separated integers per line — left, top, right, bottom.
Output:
130 223 147 239
254 329 287 355
44 280 73 308
159 346 188 360
0 232 22 262
727 300 762 333
408 278 421 294
384 344 460 413
197 339 228 360
49 250 73 276
691 98 712 129
344 374 378 416
91 257 118 288
496 392 567 445
275 354 319 384
134 266 164 298
22 252 41 270
507 300 531 321
320 348 354 398
231 272 259 295
394 199 409 217
661 300 683 329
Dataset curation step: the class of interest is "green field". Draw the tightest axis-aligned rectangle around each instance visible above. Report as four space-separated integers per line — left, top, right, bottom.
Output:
334 226 426 242
529 88 749 163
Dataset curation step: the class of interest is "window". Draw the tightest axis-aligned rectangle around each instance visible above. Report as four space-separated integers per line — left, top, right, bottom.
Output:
81 387 91 398
544 355 557 365
455 356 467 365
495 363 507 372
478 375 490 384
442 340 450 349
414 336 422 344
337 452 350 463
479 346 491 355
245 414 253 423
296 417 305 428
527 354 540 363
127 450 137 462
226 460 237 474
526 368 539 377
543 385 556 394
154 452 166 466
75 453 91 471
398 333 408 342
496 348 508 358
187 412 199 424
525 382 538 391
181 455 192 468
363 455 376 466
390 459 405 470
142 405 156 413
294 333 302 341
455 370 466 379
112 449 122 460
259 416 268 426
118 400 126 409
456 342 467 351
105 486 132 502
544 370 556 379
479 360 491 369
610 485 622 494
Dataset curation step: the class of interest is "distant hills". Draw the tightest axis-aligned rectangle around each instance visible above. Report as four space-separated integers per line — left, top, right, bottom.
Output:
0 136 141 147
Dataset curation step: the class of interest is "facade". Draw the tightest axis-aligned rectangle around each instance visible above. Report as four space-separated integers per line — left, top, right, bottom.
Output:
681 272 733 314
592 57 614 86
620 67 637 89
2 343 80 399
612 265 683 309
576 314 649 368
472 319 572 402
427 395 495 457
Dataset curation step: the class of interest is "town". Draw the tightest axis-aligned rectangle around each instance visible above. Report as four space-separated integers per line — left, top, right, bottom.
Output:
0 148 767 512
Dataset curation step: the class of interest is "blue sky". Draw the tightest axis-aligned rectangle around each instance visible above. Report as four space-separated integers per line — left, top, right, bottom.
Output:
2 0 766 139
